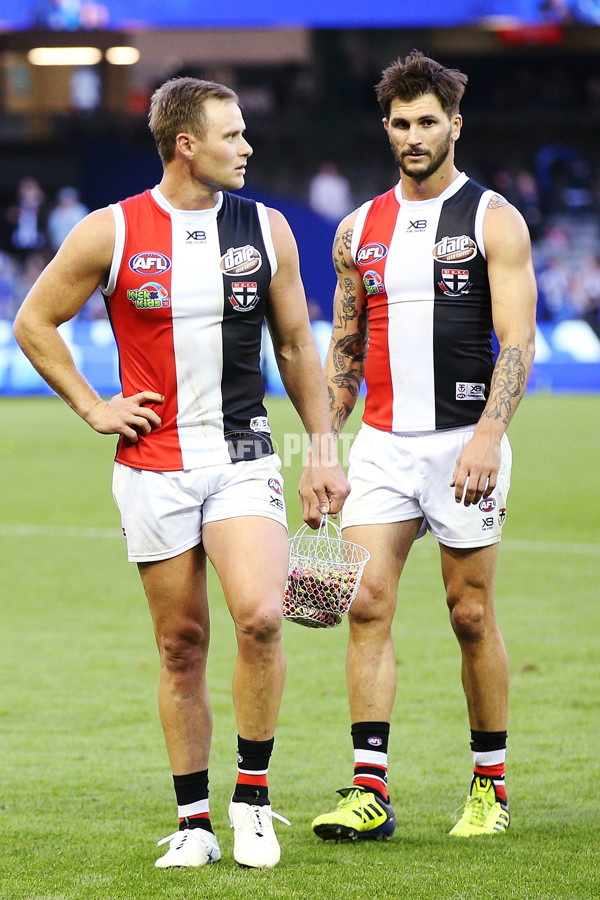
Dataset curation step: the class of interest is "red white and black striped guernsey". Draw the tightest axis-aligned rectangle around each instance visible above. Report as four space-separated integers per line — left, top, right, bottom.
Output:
351 172 498 433
102 187 276 471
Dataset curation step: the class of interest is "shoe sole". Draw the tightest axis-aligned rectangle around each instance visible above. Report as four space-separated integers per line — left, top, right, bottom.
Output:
313 821 395 842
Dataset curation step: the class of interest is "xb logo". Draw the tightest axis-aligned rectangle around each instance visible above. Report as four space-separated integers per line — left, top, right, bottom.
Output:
186 230 206 242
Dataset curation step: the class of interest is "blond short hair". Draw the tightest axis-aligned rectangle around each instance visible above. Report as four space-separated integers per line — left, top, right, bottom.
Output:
148 76 239 164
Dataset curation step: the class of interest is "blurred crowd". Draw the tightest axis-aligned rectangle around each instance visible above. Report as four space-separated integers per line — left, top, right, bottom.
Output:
0 177 105 322
1 157 599 337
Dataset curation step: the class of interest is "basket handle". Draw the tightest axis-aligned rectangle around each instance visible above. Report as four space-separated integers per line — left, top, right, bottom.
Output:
291 514 342 542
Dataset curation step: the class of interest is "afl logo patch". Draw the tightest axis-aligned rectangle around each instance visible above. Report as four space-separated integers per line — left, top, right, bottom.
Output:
268 477 282 495
433 235 477 263
356 242 388 266
129 251 171 274
220 244 262 275
479 497 496 513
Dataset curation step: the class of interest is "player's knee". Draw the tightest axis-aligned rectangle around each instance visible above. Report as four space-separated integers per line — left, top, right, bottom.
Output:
448 596 486 643
235 602 283 646
349 573 395 628
159 621 208 672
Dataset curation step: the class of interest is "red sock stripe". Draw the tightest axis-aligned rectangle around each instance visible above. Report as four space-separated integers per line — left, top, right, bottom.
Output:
474 763 505 779
353 775 389 800
236 773 268 787
179 812 210 823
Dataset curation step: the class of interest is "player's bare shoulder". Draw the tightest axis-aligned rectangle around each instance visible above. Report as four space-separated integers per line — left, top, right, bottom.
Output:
483 193 531 257
333 209 359 276
487 193 509 211
61 206 116 264
264 205 298 265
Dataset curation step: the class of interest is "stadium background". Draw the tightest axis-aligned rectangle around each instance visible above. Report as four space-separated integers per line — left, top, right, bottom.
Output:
0 8 598 899
0 1 599 395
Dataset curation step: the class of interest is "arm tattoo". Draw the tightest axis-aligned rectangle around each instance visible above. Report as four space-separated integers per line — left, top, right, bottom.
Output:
332 332 367 371
331 369 363 398
336 277 358 327
488 194 508 210
333 227 353 275
483 346 527 424
331 401 354 437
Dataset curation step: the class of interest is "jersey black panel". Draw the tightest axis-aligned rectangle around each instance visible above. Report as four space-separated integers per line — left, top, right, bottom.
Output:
217 192 273 460
433 180 494 429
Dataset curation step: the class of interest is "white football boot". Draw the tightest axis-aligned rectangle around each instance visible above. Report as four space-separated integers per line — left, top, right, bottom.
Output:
155 827 221 867
228 800 290 868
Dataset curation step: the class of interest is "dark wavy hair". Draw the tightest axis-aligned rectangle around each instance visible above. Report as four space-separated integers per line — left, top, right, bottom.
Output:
376 50 468 118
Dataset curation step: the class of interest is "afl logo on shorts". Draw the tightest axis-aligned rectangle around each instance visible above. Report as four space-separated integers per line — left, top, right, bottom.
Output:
268 477 283 495
356 242 388 266
433 235 477 263
220 245 262 275
479 497 496 513
129 251 171 274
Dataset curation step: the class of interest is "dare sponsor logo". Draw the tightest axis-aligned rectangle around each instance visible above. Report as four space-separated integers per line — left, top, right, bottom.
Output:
356 242 388 266
129 251 171 274
220 244 262 275
433 234 477 263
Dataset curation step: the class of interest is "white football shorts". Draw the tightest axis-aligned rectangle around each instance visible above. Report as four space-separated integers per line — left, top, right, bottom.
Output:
112 453 287 562
341 423 512 548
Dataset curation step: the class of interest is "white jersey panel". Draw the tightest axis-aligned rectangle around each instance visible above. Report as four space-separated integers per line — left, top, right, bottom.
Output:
384 195 441 430
151 188 230 468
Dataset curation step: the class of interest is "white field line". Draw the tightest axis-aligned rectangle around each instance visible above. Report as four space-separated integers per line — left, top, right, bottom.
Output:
0 524 120 540
0 524 597 555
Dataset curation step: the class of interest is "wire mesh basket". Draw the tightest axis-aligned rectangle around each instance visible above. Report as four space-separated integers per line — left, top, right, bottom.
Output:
283 516 370 629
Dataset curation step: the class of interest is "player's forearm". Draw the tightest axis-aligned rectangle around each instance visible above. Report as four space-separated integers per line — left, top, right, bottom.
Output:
277 343 338 453
325 323 366 436
478 338 535 437
13 316 103 423
325 362 363 436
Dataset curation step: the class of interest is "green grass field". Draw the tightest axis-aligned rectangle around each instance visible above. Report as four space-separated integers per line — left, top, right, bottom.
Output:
0 393 598 899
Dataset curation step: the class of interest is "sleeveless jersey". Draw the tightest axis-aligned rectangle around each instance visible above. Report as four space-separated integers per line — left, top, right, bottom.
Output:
103 187 276 471
351 172 497 433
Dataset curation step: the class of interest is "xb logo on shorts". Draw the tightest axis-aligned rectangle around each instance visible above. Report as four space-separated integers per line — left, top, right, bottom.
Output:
229 281 260 312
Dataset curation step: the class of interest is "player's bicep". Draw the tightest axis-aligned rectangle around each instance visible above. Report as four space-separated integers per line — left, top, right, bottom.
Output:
17 208 114 326
484 204 537 343
264 208 312 349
